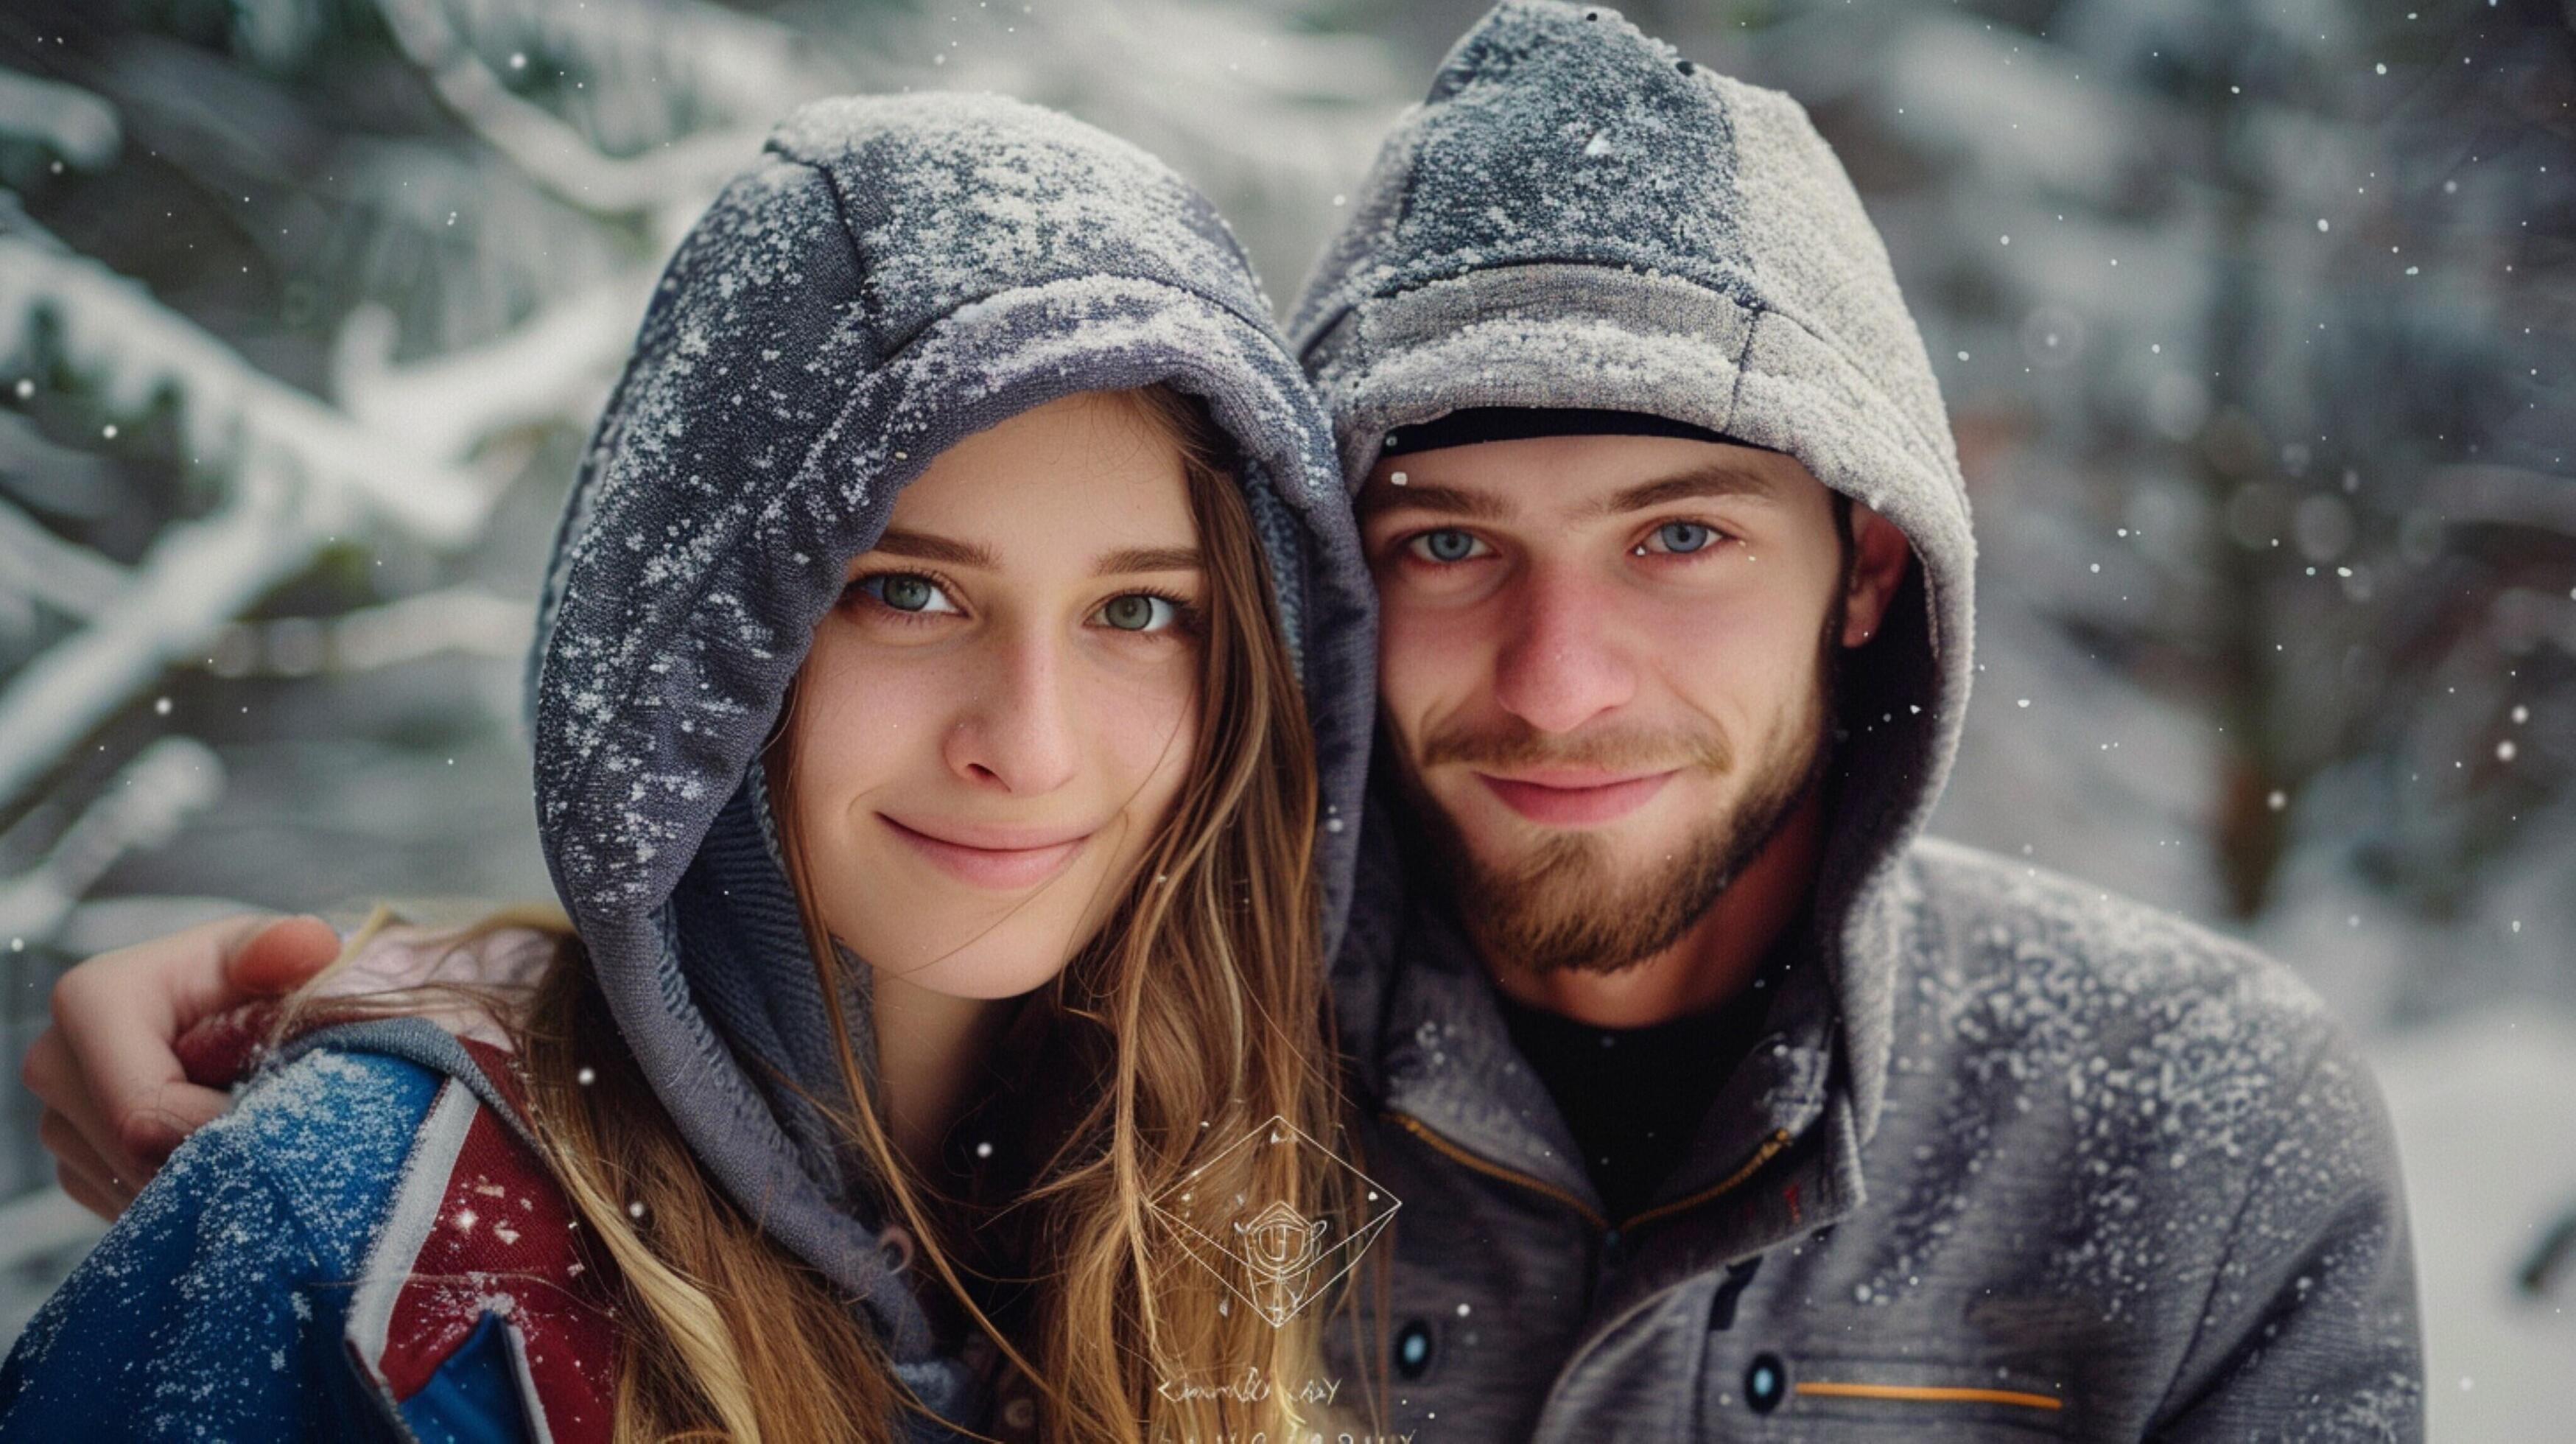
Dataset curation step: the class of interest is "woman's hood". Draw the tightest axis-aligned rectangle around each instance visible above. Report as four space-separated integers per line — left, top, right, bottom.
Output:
524 93 1375 1367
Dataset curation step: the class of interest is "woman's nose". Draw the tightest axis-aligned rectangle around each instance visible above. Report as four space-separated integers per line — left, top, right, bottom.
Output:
941 629 1081 795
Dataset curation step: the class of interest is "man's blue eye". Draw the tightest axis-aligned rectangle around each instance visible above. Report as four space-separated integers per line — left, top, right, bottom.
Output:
1415 529 1480 563
1653 522 1715 554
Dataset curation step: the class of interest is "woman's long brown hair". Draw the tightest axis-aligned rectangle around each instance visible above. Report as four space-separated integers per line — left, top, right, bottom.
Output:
356 386 1364 1441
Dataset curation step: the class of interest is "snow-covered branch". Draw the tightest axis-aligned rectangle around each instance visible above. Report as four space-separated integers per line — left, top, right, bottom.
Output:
0 235 493 541
926 0 1402 245
0 236 522 810
0 69 119 172
371 0 767 222
0 411 116 521
329 274 653 463
0 479 300 810
205 585 530 678
0 735 223 946
438 0 834 153
0 496 127 621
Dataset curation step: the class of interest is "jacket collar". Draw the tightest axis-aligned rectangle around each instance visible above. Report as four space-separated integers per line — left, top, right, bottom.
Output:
1369 868 1865 1238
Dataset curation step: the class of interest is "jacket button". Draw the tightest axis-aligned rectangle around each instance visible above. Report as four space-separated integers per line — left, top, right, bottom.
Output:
1394 1319 1434 1379
1744 1352 1789 1414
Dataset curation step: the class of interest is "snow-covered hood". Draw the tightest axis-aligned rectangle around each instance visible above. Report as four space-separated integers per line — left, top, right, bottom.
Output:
1289 0 1974 1143
526 93 1375 1366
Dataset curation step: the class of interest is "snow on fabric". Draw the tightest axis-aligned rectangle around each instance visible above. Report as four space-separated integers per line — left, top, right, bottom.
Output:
347 1048 616 1444
1 1042 620 1442
0 1051 439 1437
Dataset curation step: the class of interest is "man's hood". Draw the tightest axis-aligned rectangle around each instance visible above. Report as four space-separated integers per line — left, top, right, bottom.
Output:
1289 0 1973 1149
527 93 1375 1366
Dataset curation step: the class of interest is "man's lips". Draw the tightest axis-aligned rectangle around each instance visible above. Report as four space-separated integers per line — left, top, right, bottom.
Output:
878 814 1093 890
1473 768 1677 826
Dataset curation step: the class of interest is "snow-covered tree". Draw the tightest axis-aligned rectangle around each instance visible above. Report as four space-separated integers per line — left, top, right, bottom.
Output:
1714 0 2575 1014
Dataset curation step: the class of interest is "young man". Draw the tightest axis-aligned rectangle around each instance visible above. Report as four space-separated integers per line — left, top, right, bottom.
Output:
27 4 2420 1437
1280 5 2417 1437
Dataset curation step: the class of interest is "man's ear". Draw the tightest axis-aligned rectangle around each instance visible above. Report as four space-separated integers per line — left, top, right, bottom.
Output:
1840 502 1912 648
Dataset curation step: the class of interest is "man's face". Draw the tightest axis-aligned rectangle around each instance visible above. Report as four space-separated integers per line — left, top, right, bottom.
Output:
1359 432 1905 977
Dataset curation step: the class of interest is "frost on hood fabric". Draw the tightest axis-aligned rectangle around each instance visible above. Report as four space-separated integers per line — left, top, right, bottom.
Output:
526 93 1374 1370
1288 4 2419 1439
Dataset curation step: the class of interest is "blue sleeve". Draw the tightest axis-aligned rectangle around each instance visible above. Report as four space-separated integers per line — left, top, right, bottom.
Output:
0 1051 445 1442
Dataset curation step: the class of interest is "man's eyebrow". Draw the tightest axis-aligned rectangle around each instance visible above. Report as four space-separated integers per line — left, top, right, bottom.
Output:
1092 546 1201 577
1355 481 1512 522
1592 463 1784 517
868 529 999 569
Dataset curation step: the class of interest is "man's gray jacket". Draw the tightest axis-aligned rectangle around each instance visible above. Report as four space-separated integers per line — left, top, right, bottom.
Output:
1288 4 2423 1438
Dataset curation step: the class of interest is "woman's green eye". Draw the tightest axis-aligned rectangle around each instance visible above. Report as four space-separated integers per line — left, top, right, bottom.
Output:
1646 522 1716 555
1414 529 1481 564
857 573 956 614
1099 594 1178 632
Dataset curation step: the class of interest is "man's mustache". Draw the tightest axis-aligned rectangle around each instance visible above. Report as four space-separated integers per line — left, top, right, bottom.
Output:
1417 719 1734 777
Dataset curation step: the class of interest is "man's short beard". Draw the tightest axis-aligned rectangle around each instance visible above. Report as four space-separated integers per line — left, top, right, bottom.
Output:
1400 583 1847 979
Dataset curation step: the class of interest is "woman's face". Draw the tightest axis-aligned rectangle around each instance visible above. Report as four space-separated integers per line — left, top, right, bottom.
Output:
782 392 1205 998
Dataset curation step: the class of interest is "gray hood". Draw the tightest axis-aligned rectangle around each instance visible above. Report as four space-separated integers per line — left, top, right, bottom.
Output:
527 94 1375 1369
1288 0 1975 1145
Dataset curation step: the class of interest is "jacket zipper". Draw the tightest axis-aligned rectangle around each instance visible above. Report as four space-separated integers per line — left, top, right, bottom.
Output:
1381 1109 1794 1239
1385 1109 1823 1434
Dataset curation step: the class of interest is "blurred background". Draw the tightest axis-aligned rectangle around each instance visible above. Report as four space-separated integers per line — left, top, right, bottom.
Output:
1 0 2569 1432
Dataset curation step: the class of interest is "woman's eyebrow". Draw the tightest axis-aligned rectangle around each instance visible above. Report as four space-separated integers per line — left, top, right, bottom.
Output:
1092 546 1201 577
870 528 999 568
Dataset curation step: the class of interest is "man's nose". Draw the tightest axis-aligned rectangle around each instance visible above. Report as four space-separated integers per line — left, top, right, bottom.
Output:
943 629 1081 795
1489 564 1635 734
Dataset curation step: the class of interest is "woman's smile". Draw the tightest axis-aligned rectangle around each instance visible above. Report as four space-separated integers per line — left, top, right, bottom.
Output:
877 811 1095 890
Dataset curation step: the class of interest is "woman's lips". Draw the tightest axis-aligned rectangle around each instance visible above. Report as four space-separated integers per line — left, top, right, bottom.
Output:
878 814 1092 890
1475 769 1676 827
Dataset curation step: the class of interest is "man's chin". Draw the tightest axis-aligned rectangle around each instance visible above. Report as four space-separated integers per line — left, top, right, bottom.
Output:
1425 770 1809 977
1454 831 1638 886
1443 785 1692 859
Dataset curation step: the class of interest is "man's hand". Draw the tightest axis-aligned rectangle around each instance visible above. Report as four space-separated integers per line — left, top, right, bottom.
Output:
21 914 340 1220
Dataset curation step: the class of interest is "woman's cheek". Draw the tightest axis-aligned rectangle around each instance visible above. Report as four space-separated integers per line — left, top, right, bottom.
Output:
1096 670 1199 818
796 643 947 803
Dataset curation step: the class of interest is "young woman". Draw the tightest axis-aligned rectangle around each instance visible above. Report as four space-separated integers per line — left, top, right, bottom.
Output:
0 93 1379 1443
